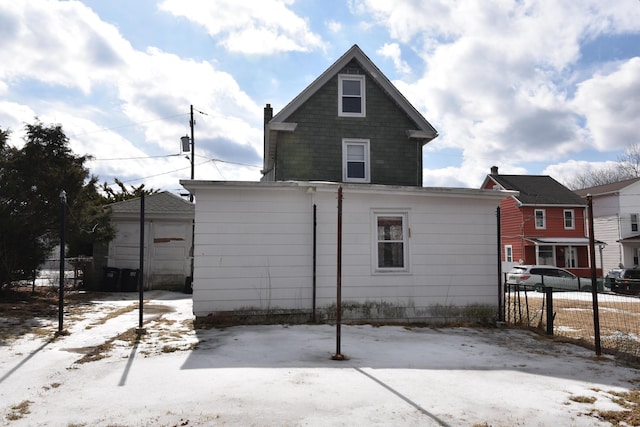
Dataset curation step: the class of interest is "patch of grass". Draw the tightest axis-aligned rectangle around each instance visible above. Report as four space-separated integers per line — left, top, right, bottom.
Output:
42 382 62 391
6 400 32 421
161 345 180 353
569 395 597 404
75 341 114 364
595 389 640 425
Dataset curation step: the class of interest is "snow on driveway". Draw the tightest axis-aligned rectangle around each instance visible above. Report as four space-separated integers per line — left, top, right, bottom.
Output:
1 291 638 426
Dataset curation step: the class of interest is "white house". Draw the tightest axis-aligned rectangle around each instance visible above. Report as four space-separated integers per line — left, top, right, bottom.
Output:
95 191 194 291
576 177 640 272
181 180 511 324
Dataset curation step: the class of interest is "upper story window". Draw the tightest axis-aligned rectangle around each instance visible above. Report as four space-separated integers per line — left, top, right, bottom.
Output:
338 74 366 117
534 209 546 229
632 213 639 232
342 139 370 183
564 209 575 229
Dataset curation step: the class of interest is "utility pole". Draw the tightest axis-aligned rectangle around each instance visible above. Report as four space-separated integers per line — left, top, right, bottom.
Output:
189 104 195 202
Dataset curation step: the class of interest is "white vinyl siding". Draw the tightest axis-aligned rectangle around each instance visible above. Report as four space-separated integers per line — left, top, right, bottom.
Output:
187 182 505 319
338 74 365 117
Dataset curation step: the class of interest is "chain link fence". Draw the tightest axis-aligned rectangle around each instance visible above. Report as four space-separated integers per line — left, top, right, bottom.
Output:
505 286 640 362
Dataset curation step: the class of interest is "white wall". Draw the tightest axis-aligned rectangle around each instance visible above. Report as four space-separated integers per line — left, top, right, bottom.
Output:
593 215 622 272
109 220 191 290
190 183 504 322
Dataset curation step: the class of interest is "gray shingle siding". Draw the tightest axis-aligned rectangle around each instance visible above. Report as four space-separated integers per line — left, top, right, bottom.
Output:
274 61 423 186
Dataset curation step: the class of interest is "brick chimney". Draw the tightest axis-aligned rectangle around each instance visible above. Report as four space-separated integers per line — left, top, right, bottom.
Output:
490 165 499 175
263 104 273 171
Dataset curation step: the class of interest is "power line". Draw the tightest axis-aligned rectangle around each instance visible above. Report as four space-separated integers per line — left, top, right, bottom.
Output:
68 113 189 138
195 153 261 168
92 154 182 161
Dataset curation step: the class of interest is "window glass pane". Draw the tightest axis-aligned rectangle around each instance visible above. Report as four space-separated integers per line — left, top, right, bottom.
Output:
342 97 362 113
342 79 361 96
347 144 364 160
376 216 404 268
347 162 365 178
378 242 404 268
377 216 403 240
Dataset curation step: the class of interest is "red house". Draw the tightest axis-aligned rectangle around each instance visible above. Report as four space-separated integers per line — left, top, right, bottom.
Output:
481 167 598 278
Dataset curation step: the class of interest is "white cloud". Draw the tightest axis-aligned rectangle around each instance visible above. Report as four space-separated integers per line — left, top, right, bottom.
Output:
158 0 325 55
0 1 264 191
326 20 342 34
352 0 640 186
376 43 411 74
543 159 620 187
572 58 640 152
0 1 129 94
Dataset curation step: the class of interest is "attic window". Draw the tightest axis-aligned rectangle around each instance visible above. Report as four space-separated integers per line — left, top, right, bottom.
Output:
338 74 365 117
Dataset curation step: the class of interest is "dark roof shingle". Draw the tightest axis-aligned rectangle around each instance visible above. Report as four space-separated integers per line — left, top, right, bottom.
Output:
489 175 586 205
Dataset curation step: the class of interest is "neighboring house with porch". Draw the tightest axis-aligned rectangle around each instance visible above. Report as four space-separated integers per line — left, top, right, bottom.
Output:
93 191 194 291
182 45 512 325
481 167 601 278
575 177 640 273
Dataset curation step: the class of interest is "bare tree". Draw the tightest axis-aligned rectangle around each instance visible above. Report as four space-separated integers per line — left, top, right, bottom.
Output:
618 143 640 178
565 143 640 190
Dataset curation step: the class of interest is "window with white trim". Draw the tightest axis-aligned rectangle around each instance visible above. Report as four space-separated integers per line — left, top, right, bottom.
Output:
342 139 370 182
632 213 639 232
338 74 365 117
505 245 513 262
374 212 408 271
534 209 546 229
564 209 575 229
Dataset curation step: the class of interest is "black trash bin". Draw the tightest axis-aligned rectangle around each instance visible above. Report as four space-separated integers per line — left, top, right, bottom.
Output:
120 269 140 292
102 267 120 292
184 276 193 294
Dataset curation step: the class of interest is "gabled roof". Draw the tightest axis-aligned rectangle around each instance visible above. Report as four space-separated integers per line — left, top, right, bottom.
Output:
574 177 640 197
269 44 438 140
108 191 194 218
484 174 586 206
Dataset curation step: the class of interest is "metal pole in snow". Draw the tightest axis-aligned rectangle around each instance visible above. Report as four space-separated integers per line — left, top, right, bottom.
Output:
58 190 66 334
137 192 146 335
587 195 601 355
332 186 345 360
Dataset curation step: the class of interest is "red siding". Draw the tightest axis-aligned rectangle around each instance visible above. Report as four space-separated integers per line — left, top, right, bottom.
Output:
499 197 525 261
521 206 586 237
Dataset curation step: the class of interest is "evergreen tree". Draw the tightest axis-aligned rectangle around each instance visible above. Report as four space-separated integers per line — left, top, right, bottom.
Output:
0 120 114 287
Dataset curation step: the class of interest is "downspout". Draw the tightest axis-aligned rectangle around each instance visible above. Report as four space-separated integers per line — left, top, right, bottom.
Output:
497 206 503 321
312 203 317 323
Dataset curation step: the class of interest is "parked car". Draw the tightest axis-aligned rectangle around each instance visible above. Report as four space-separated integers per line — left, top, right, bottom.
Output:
604 268 623 290
611 268 640 295
506 265 588 292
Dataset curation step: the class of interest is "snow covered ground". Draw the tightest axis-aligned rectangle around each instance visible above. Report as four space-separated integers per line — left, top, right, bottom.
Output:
1 290 639 426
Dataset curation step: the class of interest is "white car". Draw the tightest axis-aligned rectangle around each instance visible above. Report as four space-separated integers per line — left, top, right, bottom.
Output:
505 265 589 292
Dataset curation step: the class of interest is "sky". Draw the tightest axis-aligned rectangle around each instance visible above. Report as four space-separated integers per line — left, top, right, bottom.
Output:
2 290 639 426
1 1 639 195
